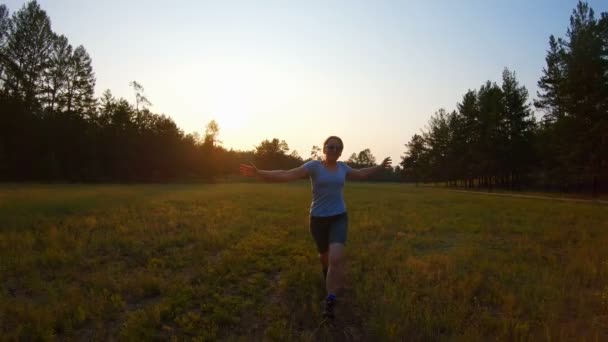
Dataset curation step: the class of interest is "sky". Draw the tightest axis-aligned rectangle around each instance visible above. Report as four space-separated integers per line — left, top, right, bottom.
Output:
4 0 608 164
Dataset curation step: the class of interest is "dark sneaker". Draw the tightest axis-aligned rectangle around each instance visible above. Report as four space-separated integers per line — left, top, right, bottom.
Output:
323 297 335 320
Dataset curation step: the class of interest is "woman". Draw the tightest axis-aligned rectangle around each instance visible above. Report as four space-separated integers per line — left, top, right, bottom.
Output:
239 136 392 321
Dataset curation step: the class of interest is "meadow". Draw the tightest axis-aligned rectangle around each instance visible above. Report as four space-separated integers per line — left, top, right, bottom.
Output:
1 182 607 341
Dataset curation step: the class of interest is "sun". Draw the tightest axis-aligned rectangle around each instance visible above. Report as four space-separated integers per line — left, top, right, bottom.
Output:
205 63 270 131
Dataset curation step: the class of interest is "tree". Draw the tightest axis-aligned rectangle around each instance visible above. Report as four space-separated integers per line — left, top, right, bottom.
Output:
63 45 96 115
256 138 289 156
310 145 322 160
130 80 151 112
500 68 536 189
254 138 298 170
200 120 221 179
356 148 376 167
456 90 480 187
203 119 221 147
445 110 467 187
0 5 8 47
535 35 575 192
424 109 451 183
98 89 115 126
290 150 301 160
401 134 427 186
40 34 71 111
535 1 608 196
562 2 607 196
2 1 54 109
476 81 504 190
346 153 358 167
0 4 10 89
534 35 567 123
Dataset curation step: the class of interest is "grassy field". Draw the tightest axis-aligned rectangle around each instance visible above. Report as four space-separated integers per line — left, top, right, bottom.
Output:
1 182 607 341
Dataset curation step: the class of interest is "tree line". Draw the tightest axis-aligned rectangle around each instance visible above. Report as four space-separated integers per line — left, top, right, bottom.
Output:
400 2 607 196
0 1 400 182
2 1 604 191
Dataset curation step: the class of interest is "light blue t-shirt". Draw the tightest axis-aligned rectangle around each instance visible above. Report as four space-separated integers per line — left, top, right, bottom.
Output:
302 160 353 217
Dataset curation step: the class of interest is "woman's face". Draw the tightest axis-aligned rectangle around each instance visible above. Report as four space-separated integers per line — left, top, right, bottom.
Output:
323 138 343 162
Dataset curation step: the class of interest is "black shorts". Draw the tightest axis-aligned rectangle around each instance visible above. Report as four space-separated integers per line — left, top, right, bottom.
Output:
309 212 348 253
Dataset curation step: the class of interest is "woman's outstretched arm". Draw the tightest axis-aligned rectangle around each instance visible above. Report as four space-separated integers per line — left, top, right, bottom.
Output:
346 157 392 180
239 163 309 182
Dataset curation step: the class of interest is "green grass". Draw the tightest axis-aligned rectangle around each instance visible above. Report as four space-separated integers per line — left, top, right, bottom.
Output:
1 183 607 341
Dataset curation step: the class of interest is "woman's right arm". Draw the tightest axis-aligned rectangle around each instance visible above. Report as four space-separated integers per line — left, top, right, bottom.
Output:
239 163 309 182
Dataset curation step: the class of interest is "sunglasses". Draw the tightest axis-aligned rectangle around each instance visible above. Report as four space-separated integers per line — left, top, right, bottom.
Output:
325 144 343 151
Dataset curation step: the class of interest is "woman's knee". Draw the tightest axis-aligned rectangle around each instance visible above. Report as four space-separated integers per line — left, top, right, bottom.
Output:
329 256 344 268
328 246 345 267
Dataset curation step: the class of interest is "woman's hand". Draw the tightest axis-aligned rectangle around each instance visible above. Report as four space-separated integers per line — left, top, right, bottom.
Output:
239 162 258 177
380 157 392 169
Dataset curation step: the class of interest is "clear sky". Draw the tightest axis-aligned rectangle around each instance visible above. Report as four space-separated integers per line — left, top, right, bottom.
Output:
4 1 608 164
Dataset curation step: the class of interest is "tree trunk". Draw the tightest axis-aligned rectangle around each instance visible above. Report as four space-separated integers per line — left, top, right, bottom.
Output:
592 174 598 198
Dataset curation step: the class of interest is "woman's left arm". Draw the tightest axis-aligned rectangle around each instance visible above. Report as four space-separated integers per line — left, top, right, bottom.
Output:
346 157 392 180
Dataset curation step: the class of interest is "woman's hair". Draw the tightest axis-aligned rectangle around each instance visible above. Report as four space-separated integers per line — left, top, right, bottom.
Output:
323 136 344 149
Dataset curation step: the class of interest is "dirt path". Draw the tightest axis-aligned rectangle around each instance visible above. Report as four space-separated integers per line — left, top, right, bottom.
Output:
446 189 608 205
